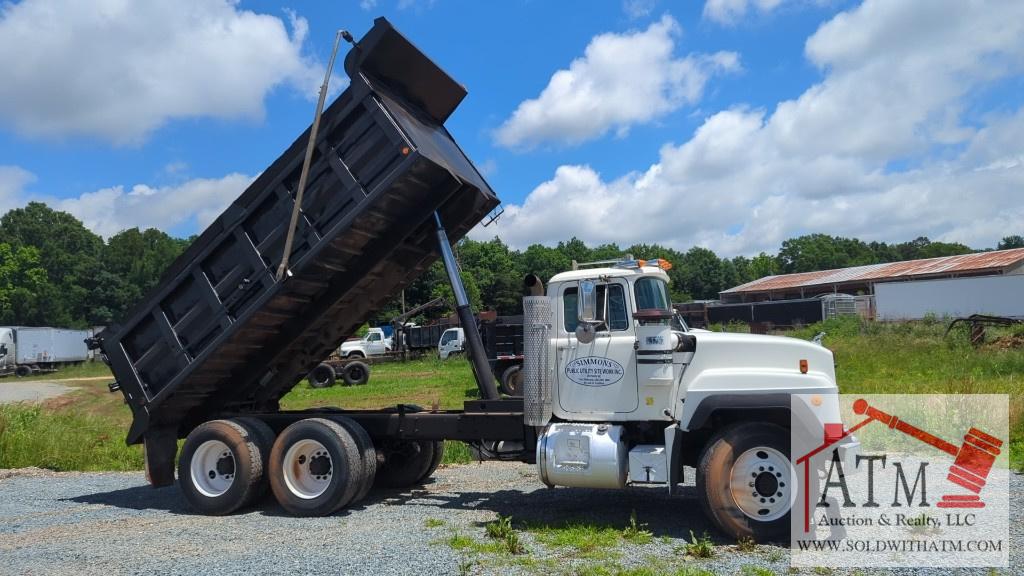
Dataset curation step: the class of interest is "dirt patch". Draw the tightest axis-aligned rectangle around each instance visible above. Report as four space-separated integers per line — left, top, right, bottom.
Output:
988 335 1024 350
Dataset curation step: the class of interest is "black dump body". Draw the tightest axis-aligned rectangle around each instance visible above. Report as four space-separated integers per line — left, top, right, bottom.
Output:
480 316 524 360
96 18 499 445
403 321 454 350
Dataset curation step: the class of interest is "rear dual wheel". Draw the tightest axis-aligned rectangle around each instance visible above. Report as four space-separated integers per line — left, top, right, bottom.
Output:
268 417 377 516
374 439 444 489
178 419 269 515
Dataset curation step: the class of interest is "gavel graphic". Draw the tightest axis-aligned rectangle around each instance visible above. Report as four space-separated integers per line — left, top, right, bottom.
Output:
852 398 1003 509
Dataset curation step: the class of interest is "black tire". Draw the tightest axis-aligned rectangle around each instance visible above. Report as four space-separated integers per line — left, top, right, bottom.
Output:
499 365 524 397
330 416 377 503
14 365 31 378
268 418 361 516
178 419 264 515
374 439 436 489
697 422 793 541
232 417 276 499
342 361 370 386
419 441 445 483
309 363 336 388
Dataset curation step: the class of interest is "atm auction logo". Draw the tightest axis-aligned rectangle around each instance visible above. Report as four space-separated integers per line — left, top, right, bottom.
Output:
789 394 1009 569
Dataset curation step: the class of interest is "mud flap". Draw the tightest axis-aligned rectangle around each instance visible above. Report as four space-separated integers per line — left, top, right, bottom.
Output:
665 423 683 494
143 428 178 487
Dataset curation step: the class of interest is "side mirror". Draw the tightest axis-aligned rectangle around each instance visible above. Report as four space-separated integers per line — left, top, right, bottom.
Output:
578 280 597 323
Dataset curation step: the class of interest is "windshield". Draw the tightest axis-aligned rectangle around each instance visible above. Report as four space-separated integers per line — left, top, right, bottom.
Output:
635 277 670 310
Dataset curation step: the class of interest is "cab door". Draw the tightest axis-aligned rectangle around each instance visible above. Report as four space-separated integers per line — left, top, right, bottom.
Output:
555 279 638 417
366 332 385 355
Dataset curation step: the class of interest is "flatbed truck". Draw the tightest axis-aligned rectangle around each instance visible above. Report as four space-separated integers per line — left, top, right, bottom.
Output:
91 18 857 540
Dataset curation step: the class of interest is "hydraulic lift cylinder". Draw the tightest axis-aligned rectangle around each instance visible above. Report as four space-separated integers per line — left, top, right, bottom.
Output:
433 212 501 400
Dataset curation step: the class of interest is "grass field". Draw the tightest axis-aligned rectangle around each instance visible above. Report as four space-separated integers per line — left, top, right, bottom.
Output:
0 317 1021 472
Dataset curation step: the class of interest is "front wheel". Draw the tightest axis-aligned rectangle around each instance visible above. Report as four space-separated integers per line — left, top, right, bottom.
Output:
696 422 794 541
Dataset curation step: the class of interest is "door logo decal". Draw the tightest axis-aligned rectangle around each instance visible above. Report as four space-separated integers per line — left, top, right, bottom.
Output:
565 356 625 387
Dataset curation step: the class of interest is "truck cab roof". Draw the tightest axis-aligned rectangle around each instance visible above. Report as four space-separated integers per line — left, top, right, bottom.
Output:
548 266 670 285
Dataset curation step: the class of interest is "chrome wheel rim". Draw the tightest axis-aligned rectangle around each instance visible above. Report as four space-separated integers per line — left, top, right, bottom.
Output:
190 440 235 498
283 439 333 499
730 446 793 521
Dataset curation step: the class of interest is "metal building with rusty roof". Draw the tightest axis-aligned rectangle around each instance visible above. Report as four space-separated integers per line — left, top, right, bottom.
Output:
720 247 1024 303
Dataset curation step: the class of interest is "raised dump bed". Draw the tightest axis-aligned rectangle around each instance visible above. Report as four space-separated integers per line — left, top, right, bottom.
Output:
94 18 498 446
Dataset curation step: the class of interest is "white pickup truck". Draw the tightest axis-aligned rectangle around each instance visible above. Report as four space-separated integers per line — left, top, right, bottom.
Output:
338 327 392 358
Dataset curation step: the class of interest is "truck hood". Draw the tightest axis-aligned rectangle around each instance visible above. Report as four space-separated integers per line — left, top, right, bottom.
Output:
687 330 836 381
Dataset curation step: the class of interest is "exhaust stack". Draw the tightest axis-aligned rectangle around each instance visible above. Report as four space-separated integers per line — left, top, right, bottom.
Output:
524 273 545 297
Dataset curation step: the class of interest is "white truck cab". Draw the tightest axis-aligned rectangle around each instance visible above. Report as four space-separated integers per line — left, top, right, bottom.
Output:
524 257 858 540
438 327 465 359
339 327 392 358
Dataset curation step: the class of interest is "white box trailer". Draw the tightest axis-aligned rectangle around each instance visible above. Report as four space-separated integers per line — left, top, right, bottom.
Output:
0 326 90 377
875 274 1024 320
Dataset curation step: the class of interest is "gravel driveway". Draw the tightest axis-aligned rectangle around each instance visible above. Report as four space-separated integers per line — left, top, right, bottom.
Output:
0 381 76 404
0 463 1019 576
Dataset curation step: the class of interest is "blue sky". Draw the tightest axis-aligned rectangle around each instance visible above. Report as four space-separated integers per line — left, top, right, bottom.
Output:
0 0 1021 256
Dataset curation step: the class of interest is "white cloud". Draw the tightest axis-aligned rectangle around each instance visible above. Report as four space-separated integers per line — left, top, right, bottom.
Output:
623 0 658 19
57 174 254 238
703 0 785 25
0 0 326 144
494 16 740 149
360 0 378 10
481 0 1024 255
0 166 36 214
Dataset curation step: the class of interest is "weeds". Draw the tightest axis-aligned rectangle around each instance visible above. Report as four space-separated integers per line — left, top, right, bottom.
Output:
765 549 784 563
483 514 526 555
684 530 715 559
529 522 620 556
736 535 757 552
447 532 475 551
424 518 445 528
741 566 776 576
622 510 653 545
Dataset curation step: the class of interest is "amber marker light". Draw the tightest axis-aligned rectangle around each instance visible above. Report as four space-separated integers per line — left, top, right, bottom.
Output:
799 359 809 374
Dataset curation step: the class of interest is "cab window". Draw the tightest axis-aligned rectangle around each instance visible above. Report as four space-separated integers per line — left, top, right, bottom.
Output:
563 283 628 333
367 332 381 342
635 277 670 310
440 331 457 345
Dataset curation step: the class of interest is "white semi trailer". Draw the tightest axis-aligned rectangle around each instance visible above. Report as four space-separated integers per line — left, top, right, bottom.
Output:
0 326 90 377
93 18 858 542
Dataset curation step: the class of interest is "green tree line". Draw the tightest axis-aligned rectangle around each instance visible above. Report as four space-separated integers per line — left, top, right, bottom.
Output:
0 202 1019 328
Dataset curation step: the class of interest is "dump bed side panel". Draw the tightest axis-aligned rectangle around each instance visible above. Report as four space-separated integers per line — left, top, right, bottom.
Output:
97 19 498 444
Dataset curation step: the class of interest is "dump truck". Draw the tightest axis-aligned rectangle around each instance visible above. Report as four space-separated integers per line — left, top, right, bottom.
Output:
91 18 857 540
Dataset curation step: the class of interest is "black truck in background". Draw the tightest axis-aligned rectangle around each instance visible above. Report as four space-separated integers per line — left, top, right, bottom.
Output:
400 313 524 396
479 315 523 396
